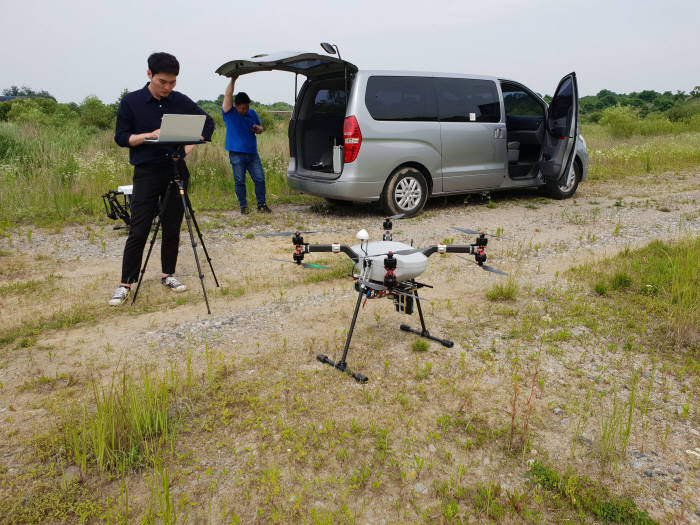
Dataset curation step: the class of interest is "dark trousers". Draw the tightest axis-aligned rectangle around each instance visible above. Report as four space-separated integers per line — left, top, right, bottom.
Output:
120 160 189 284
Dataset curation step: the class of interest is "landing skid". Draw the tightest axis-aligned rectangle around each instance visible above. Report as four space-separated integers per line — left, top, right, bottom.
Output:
316 354 368 383
317 284 452 383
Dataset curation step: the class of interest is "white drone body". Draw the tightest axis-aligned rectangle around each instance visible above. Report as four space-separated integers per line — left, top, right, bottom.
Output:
351 240 428 282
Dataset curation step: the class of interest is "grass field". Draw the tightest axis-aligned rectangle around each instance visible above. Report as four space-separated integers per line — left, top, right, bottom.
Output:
2 116 700 226
0 113 699 523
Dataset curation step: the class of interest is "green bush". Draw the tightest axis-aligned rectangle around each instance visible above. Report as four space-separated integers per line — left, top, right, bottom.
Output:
0 100 14 121
666 100 700 122
599 104 700 138
7 99 51 125
79 95 114 130
599 106 639 137
0 126 25 160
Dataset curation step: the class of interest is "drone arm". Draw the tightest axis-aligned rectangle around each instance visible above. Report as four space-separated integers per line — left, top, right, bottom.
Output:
445 245 475 254
421 245 475 257
305 244 358 263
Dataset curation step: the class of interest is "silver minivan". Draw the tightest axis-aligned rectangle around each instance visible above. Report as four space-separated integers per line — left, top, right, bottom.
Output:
217 51 588 216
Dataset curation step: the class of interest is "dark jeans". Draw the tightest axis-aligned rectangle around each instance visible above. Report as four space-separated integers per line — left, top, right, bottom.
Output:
120 160 189 284
229 151 266 208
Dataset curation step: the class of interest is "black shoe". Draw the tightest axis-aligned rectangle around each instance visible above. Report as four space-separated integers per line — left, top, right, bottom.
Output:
257 204 272 213
241 206 250 215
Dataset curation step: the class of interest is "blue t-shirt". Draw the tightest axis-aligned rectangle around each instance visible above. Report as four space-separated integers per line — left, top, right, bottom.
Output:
222 107 261 154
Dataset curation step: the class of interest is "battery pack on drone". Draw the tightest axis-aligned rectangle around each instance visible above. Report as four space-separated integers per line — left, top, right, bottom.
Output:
394 293 414 315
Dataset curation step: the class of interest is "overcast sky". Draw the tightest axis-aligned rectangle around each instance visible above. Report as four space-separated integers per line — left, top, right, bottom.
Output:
1 0 698 105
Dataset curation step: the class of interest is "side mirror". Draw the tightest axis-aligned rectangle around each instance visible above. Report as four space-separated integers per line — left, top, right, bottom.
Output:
320 42 336 55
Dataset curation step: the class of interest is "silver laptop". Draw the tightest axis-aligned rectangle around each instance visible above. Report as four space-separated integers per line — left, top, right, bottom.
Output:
145 114 206 143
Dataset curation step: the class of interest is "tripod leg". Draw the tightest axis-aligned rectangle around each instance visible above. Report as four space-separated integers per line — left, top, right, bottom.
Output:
400 290 454 348
175 179 211 315
317 289 368 382
132 176 177 305
184 193 219 287
131 216 161 305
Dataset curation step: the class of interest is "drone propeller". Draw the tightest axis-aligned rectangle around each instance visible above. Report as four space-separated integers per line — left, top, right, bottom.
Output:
270 257 331 269
386 213 405 220
456 255 507 275
259 230 321 238
368 247 423 258
452 227 512 240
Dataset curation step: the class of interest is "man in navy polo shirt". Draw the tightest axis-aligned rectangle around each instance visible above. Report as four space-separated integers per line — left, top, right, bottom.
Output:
222 75 271 214
109 52 215 307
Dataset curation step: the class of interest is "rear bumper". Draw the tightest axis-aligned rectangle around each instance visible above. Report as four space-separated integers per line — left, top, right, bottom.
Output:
287 170 383 202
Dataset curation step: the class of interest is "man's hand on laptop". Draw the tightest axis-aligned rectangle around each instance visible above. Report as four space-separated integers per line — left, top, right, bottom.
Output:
129 129 160 146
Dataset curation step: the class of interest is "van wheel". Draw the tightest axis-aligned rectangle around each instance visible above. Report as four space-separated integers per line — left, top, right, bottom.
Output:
545 159 580 200
381 167 428 217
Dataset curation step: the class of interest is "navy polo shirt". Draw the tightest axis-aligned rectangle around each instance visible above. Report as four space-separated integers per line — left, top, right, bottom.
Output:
114 83 215 166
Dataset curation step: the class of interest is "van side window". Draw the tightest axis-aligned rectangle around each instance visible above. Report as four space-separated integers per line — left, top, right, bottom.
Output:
365 76 437 121
501 85 545 117
548 77 573 131
435 78 501 123
313 89 347 117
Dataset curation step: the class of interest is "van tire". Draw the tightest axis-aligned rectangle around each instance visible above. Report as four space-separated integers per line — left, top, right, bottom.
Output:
381 167 428 217
545 159 580 200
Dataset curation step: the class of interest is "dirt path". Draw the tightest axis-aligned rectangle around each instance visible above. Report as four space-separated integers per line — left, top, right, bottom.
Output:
1 170 699 522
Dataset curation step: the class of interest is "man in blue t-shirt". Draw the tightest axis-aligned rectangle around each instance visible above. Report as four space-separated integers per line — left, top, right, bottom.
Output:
222 75 270 214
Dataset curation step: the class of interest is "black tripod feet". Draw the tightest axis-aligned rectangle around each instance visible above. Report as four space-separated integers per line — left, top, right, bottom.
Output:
400 324 454 348
317 354 368 383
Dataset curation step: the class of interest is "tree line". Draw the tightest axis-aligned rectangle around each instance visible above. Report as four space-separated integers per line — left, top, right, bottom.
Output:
2 84 698 132
0 86 293 131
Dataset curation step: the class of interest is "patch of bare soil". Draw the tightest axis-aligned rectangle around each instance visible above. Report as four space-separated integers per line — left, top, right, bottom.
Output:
1 170 699 523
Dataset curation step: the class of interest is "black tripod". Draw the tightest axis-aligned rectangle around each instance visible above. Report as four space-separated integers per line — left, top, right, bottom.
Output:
131 148 219 314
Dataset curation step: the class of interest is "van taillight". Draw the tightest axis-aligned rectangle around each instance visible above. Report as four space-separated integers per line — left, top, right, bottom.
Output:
343 116 362 163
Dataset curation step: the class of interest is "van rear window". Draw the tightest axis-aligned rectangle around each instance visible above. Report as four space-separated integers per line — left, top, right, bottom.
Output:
313 89 347 116
365 76 437 121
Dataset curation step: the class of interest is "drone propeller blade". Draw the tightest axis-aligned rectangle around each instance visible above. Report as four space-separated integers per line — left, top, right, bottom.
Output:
270 257 331 269
452 227 512 240
456 255 507 276
369 247 423 258
302 262 332 269
481 265 507 276
259 230 320 237
386 213 405 220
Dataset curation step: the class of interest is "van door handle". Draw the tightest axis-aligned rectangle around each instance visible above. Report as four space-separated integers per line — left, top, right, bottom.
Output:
494 128 505 139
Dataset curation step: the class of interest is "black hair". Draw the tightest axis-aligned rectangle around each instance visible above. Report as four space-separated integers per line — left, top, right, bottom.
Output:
235 92 251 105
148 52 180 75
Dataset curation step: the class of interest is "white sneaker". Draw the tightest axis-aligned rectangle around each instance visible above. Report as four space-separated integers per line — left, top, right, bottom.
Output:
109 286 130 306
162 275 187 292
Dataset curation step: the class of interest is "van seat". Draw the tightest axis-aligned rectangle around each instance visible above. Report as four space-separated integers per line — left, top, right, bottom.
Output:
507 141 520 163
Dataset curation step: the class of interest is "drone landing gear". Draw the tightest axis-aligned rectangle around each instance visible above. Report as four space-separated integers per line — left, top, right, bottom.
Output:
399 290 454 348
317 288 369 383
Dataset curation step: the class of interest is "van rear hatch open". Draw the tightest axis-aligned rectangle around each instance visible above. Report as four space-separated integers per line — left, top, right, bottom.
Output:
216 52 358 180
216 51 357 79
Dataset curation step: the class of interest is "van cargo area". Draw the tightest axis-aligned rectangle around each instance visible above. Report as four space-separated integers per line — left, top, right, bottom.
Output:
293 77 348 174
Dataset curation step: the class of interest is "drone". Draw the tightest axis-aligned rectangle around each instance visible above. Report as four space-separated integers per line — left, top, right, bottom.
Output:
102 185 133 229
274 215 507 383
